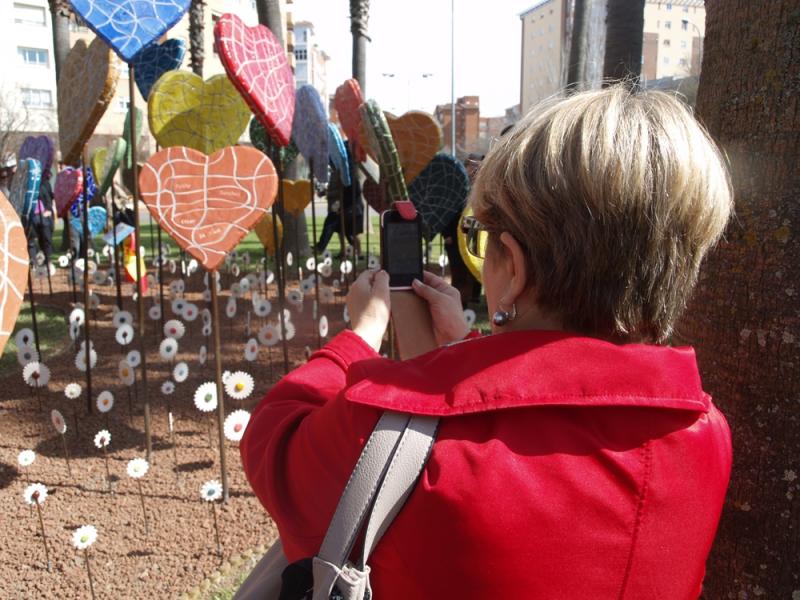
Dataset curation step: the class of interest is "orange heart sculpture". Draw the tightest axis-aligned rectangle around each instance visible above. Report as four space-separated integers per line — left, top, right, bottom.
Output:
0 191 29 355
139 146 278 271
254 212 283 255
281 179 312 217
360 111 442 185
57 37 119 166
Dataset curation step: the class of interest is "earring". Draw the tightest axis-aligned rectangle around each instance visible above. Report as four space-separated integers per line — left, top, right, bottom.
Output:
492 302 517 326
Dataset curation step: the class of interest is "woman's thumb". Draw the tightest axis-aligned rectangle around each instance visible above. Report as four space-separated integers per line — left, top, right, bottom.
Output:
412 278 438 303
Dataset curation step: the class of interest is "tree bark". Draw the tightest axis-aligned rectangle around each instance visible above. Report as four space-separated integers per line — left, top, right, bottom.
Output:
188 0 205 77
255 0 284 47
350 0 370 95
566 0 589 89
674 1 799 597
602 0 644 83
48 0 71 84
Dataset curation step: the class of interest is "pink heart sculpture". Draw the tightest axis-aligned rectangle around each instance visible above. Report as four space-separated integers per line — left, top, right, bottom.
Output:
54 167 84 218
138 146 278 271
0 191 29 356
214 13 295 147
18 136 55 176
334 79 366 162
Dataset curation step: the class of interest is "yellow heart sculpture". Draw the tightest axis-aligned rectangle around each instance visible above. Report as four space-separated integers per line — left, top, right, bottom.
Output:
255 212 283 255
281 179 312 217
457 206 484 283
148 71 251 154
360 111 442 185
58 37 119 166
90 148 107 185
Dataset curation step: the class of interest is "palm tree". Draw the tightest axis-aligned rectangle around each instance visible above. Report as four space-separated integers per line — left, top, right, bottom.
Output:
255 0 284 46
675 1 799 597
350 0 370 93
602 0 645 82
188 0 204 77
566 0 589 89
47 0 71 82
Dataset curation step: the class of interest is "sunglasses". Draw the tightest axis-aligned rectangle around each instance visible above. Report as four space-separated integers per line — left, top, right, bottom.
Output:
460 215 490 259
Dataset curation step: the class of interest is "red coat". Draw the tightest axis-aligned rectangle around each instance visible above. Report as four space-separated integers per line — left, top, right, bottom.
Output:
241 329 731 599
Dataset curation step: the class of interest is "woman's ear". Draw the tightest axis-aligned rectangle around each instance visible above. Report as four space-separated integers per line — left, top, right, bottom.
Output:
498 231 529 303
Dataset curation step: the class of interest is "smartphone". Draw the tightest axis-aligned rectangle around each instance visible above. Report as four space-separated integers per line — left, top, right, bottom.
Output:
380 209 423 289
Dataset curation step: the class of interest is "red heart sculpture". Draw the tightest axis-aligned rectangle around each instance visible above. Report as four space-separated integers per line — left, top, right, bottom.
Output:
334 79 366 162
54 167 84 218
214 13 295 147
0 191 29 356
138 146 278 271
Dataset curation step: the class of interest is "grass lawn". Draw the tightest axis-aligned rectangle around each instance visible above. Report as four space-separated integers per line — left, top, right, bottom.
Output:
0 304 68 373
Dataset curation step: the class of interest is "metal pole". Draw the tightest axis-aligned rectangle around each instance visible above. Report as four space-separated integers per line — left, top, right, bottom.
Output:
110 186 123 310
209 274 229 501
81 155 93 414
26 268 41 359
129 65 152 462
309 159 321 349
451 0 456 157
273 161 290 374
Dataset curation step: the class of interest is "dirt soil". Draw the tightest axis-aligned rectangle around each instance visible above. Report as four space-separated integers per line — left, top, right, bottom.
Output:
0 261 352 599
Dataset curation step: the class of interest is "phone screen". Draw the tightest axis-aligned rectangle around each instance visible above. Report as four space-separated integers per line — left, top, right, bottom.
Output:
382 213 422 288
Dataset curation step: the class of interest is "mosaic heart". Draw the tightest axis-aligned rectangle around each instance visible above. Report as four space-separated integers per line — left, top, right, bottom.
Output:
92 137 127 197
281 180 312 217
254 212 282 256
139 146 278 271
123 106 143 169
55 167 83 218
214 13 295 147
57 36 119 166
132 38 186 100
70 205 108 237
9 159 42 224
0 191 29 356
18 136 55 177
249 118 298 169
360 99 408 203
70 166 97 218
68 0 190 62
291 85 328 183
408 153 469 238
334 79 365 162
328 124 351 186
363 178 391 215
149 71 251 155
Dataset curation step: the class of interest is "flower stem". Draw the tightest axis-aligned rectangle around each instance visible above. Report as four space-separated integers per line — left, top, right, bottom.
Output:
61 433 72 477
136 479 149 534
102 446 111 492
211 502 222 557
35 501 50 571
84 549 96 600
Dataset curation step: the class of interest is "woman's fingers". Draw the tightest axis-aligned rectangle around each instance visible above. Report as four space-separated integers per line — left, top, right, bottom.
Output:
412 277 445 304
423 270 462 301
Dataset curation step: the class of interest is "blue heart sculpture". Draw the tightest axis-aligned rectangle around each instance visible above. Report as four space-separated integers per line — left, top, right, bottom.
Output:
291 85 329 183
68 0 190 62
327 124 351 187
408 153 470 239
9 159 42 224
69 166 98 219
132 38 186 100
71 205 107 237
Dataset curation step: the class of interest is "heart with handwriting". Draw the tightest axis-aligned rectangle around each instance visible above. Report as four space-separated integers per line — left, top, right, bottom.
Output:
138 146 278 271
0 191 29 356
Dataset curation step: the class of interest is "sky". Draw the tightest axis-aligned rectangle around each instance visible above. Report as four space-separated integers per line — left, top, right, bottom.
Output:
291 0 536 117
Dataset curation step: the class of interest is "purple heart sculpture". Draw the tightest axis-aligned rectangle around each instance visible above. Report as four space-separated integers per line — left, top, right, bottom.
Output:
18 136 55 176
132 38 186 100
291 85 329 183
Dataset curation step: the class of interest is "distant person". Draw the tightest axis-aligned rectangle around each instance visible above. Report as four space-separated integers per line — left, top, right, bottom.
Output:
316 153 363 258
26 177 56 267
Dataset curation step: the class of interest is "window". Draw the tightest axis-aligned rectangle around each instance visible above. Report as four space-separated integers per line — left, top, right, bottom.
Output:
295 48 307 61
681 19 689 30
683 6 689 12
663 56 670 65
14 3 45 26
663 39 671 47
18 47 48 66
21 88 52 107
664 20 671 29
679 58 688 67
116 98 130 112
666 2 672 9
681 40 688 49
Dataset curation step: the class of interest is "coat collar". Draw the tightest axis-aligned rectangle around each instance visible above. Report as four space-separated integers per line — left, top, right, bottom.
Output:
344 330 710 417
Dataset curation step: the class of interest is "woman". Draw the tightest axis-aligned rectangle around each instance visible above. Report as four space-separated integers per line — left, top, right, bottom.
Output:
241 86 733 599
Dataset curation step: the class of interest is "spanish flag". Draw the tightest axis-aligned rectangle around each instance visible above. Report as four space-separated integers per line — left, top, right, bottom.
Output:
123 231 148 294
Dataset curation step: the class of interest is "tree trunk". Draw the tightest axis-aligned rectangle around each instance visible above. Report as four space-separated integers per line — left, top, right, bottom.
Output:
48 0 71 84
674 1 799 597
350 0 370 95
602 0 644 83
188 0 205 77
566 0 589 89
255 0 284 47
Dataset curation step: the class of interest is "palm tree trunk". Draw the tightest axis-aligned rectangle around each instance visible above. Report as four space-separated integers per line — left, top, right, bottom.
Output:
188 0 205 77
350 0 370 94
675 1 799 597
48 0 71 83
255 0 284 47
602 0 644 83
566 0 589 89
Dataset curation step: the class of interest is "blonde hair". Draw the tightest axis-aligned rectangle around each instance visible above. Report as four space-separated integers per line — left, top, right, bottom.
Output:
472 85 732 343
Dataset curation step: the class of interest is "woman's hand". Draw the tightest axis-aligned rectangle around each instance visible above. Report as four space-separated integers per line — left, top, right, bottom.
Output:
347 269 391 352
412 271 470 346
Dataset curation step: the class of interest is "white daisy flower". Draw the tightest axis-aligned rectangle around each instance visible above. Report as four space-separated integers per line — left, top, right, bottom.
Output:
222 371 232 385
75 350 98 372
367 255 380 270
258 324 280 347
14 328 35 348
318 263 333 278
244 338 259 362
224 410 251 442
201 309 212 325
69 322 81 341
280 321 296 342
159 338 179 360
343 305 350 323
286 251 294 267
194 382 218 412
23 482 48 505
169 280 185 295
112 310 133 328
322 249 332 260
438 253 449 268
23 362 50 387
230 283 242 299
96 391 114 413
198 345 208 365
300 278 314 295
171 298 186 315
202 289 211 302
224 371 254 400
464 309 477 327
182 303 199 322
17 346 39 366
88 293 100 309
18 449 35 467
93 430 111 449
161 381 175 395
72 525 98 550
148 304 162 321
254 299 271 317
115 324 134 345
118 359 135 386
173 361 189 383
287 290 303 307
246 273 258 287
64 382 82 400
231 263 241 277
163 319 185 340
225 297 237 318
319 315 329 338
126 458 149 479
199 479 223 503
69 308 85 326
239 277 251 293
202 323 212 337
126 350 141 368
168 259 177 274
58 255 69 267
264 270 275 285
51 409 67 434
305 257 316 271
340 260 353 275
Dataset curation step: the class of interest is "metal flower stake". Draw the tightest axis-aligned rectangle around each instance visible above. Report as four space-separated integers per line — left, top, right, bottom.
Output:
72 525 98 600
24 483 51 571
127 458 150 533
200 480 223 557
